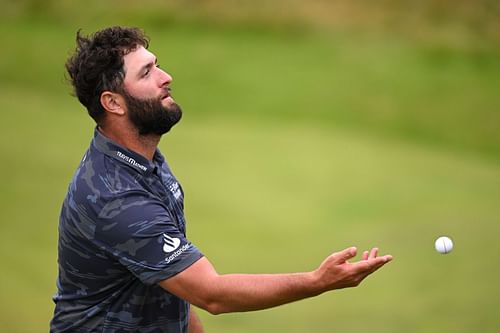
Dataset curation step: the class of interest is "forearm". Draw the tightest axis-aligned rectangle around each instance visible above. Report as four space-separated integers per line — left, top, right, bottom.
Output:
163 258 323 315
202 272 321 314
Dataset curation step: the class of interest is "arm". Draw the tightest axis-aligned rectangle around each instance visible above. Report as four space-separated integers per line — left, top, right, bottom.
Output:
187 306 204 333
160 247 392 315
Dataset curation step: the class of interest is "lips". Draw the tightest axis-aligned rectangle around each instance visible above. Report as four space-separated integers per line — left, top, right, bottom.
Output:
161 87 172 100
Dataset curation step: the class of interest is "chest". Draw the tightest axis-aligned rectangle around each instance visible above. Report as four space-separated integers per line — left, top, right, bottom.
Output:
144 167 187 233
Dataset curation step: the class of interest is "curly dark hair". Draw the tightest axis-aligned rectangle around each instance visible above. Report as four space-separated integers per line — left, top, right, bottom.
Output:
65 26 150 123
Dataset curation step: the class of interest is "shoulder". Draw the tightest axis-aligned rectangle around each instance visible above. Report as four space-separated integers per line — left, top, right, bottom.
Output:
65 147 157 221
76 147 145 193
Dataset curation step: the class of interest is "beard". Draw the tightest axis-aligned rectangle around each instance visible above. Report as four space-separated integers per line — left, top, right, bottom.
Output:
122 89 182 136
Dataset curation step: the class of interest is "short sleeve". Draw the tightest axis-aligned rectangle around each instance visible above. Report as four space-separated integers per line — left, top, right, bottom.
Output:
93 190 203 285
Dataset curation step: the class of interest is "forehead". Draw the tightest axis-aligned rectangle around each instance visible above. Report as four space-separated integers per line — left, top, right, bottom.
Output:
123 46 156 76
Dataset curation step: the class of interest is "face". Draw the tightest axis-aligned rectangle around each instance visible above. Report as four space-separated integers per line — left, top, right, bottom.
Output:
121 46 182 135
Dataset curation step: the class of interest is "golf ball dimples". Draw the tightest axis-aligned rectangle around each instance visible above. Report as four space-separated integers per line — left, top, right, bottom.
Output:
435 236 453 254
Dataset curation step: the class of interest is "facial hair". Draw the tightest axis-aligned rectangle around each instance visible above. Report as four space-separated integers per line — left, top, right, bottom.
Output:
122 89 182 136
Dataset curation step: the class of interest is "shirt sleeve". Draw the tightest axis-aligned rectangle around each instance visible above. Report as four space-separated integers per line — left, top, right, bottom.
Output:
93 190 203 285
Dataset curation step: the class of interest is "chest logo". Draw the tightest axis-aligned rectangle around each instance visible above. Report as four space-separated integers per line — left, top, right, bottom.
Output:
163 234 181 253
168 181 182 200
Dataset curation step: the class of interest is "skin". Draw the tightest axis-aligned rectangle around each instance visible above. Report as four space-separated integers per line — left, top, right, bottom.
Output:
187 306 204 333
99 46 173 160
161 247 391 315
98 45 393 329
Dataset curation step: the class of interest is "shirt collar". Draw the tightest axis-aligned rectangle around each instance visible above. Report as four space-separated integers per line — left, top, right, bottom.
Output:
92 127 156 175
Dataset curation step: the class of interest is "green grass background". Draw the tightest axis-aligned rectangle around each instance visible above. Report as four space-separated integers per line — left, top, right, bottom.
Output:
1 1 499 332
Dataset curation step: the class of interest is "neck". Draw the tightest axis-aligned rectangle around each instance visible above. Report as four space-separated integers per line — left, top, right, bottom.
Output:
98 124 160 161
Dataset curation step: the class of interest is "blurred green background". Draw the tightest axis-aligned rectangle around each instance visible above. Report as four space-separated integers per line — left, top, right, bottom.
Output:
1 0 499 332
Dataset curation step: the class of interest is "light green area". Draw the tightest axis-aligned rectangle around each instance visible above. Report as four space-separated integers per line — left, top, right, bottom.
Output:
1 4 499 332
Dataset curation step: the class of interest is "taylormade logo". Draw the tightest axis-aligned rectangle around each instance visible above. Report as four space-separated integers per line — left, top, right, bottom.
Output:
116 151 148 171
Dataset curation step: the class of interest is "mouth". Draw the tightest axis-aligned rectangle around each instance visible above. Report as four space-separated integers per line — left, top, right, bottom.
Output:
161 87 173 101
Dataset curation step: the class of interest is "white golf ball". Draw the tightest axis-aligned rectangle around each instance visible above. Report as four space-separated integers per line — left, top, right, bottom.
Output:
435 236 453 254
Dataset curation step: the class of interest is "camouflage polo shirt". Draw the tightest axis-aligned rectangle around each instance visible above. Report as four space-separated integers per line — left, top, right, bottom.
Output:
51 128 204 332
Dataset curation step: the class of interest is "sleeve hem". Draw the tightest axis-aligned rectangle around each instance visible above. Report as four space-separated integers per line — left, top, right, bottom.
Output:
144 252 205 285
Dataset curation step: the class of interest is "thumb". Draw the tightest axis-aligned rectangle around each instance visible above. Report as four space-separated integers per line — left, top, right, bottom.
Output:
332 246 357 264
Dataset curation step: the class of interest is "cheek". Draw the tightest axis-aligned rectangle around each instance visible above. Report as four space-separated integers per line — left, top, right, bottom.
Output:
123 81 156 99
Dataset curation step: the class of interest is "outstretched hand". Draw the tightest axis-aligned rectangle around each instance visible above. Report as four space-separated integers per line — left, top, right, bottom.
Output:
314 247 393 292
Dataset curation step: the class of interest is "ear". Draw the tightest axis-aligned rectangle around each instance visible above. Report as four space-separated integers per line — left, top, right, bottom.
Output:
100 91 125 116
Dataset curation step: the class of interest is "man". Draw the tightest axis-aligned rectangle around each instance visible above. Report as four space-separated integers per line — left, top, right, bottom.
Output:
51 26 393 333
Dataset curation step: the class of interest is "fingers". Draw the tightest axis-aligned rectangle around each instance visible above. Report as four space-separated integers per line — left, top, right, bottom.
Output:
367 255 393 275
352 253 392 281
368 247 379 260
362 250 369 260
332 246 358 264
357 248 393 273
331 247 393 269
361 248 379 261
366 254 393 273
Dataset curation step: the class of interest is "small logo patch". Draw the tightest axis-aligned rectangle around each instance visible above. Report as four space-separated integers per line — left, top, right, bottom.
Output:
163 234 181 253
116 151 148 172
168 181 182 200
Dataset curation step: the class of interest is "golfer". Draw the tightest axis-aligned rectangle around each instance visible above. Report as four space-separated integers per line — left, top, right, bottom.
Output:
50 26 392 333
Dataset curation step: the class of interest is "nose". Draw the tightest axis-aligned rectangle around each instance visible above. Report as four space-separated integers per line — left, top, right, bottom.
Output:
158 68 173 87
